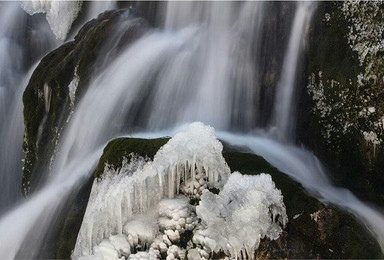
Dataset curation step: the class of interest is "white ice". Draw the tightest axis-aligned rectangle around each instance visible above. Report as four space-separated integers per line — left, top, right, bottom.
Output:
21 0 82 40
194 172 287 259
73 122 231 258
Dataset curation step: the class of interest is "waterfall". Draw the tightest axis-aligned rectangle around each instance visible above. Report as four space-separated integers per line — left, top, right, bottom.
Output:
0 149 103 259
272 2 315 141
0 0 122 213
0 1 383 258
0 2 56 213
0 2 129 256
0 3 271 256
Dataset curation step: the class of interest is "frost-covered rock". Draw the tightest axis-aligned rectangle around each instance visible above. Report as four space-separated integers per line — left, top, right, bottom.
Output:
22 0 83 40
194 172 287 259
73 123 230 259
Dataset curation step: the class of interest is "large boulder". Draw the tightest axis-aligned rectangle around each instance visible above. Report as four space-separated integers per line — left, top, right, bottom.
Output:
60 137 383 259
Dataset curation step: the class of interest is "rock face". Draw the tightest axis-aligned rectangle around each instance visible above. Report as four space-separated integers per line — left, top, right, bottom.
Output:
299 1 384 204
22 9 148 196
60 137 382 259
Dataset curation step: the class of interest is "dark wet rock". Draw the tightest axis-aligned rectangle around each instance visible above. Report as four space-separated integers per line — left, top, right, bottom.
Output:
22 9 149 196
298 1 384 206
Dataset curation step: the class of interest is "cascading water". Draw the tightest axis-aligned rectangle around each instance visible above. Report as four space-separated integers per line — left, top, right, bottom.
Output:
0 0 115 214
0 1 383 259
0 1 132 256
0 2 56 213
272 2 315 141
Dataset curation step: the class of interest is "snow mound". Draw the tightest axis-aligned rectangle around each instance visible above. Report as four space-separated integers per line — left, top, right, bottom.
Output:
21 0 82 40
194 172 288 259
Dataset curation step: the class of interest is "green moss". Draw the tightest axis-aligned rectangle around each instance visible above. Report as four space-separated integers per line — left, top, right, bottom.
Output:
94 137 169 179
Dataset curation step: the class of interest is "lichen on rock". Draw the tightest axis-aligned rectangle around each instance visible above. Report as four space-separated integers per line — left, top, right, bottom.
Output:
302 1 384 204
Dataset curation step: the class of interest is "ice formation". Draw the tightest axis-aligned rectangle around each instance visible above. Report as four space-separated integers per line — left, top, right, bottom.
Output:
21 0 82 40
193 172 287 259
73 123 287 259
73 123 230 258
68 68 80 107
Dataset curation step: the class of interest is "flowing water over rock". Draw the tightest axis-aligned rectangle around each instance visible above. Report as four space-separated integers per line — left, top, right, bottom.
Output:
0 1 383 258
0 2 56 213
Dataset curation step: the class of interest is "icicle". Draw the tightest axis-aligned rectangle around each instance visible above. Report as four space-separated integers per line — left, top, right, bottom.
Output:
191 155 196 193
176 164 180 194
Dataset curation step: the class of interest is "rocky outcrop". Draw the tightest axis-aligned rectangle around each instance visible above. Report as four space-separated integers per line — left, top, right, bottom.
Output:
299 1 384 204
57 137 383 259
22 9 148 196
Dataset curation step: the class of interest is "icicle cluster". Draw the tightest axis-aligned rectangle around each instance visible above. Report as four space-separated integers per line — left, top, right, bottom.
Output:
73 123 230 258
21 0 82 40
73 123 287 260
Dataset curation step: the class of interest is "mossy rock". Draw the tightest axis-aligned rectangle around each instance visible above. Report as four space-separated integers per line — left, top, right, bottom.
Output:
57 137 383 259
22 9 149 196
94 137 170 179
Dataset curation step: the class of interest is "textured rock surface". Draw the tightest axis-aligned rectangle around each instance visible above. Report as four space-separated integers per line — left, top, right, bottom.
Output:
299 1 384 205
